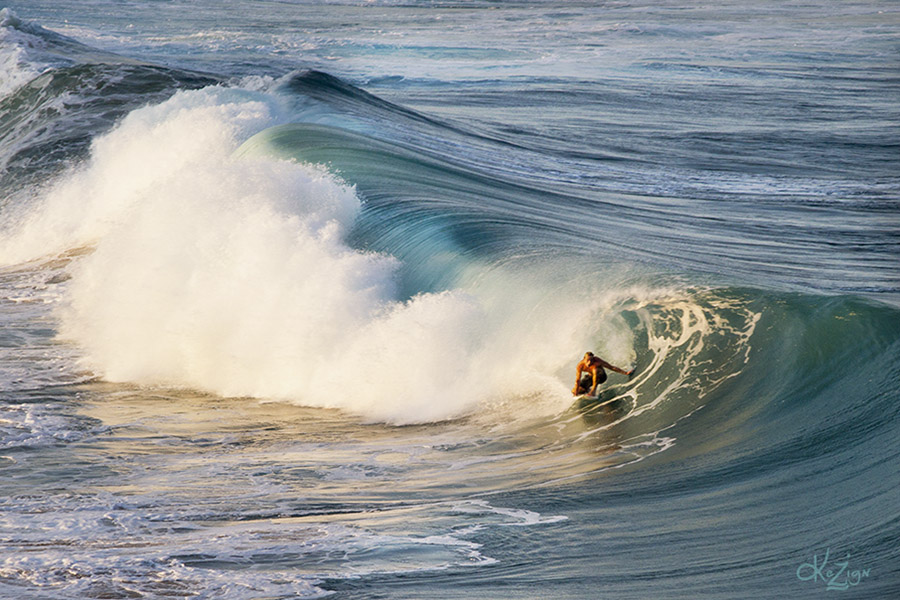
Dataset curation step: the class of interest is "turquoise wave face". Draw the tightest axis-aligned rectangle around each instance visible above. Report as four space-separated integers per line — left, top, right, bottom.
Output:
232 70 900 304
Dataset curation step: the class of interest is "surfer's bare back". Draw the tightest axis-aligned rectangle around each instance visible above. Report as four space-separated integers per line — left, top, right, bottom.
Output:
572 351 634 396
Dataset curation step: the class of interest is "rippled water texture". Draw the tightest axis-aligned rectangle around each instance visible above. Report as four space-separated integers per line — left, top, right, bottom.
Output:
1 2 898 598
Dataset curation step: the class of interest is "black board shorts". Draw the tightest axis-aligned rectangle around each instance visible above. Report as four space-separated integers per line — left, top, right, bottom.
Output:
578 370 607 392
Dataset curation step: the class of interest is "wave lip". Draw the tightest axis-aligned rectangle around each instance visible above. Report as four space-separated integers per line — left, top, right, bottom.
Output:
0 8 51 99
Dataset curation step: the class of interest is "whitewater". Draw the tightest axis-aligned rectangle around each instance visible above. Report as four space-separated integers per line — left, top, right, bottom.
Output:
1 2 898 599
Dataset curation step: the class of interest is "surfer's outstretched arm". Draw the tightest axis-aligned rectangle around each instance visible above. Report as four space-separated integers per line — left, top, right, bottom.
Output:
597 358 633 377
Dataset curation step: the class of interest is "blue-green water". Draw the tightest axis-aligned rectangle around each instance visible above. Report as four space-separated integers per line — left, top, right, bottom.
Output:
1 2 898 598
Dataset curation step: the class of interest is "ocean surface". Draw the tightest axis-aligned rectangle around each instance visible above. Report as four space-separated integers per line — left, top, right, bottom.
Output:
1 1 898 598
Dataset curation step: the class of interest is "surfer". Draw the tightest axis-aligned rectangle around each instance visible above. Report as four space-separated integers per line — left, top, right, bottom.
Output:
572 351 634 396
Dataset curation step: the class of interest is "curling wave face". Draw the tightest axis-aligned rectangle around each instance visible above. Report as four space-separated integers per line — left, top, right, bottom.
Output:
0 80 768 432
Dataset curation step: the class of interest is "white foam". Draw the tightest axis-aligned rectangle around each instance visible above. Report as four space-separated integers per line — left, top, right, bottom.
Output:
0 84 616 424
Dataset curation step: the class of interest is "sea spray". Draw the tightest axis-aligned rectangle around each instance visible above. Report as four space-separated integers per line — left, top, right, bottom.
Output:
2 85 615 423
0 87 288 264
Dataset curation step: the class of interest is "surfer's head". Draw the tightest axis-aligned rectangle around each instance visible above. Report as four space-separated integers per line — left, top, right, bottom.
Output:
584 351 594 359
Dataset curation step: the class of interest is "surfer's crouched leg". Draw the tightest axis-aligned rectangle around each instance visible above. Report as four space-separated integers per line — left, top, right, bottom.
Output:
577 378 591 394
